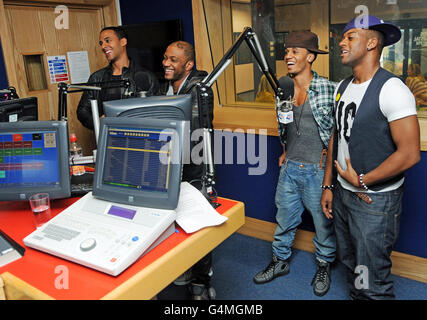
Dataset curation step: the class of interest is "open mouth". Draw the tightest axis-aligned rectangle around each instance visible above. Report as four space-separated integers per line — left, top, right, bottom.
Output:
104 49 113 57
287 62 296 67
164 68 174 75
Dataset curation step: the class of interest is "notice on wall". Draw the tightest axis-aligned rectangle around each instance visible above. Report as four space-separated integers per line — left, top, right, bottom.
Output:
47 55 69 84
67 51 91 84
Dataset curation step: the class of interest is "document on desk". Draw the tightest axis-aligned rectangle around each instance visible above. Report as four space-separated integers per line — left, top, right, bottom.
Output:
176 182 228 233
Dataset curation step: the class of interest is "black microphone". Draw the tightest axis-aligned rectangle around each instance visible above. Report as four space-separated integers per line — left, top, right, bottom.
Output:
278 76 294 100
134 71 152 97
276 76 294 114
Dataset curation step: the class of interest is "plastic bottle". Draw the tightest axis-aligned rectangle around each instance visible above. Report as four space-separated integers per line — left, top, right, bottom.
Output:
69 133 83 159
69 133 84 176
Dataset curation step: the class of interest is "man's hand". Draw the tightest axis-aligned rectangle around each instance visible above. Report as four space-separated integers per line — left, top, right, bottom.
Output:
335 158 359 187
321 189 333 219
279 151 287 166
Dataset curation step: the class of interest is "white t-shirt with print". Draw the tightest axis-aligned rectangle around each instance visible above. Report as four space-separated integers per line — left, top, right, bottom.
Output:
334 77 416 192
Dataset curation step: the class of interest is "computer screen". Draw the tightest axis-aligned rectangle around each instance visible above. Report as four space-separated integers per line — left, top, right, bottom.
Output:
103 94 192 163
0 97 38 122
0 121 70 201
92 117 184 209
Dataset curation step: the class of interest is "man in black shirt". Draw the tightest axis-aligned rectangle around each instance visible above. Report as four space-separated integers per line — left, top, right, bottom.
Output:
77 26 159 130
160 41 215 300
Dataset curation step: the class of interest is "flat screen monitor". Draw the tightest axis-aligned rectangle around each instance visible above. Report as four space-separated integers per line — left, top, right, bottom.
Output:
92 117 184 209
0 121 70 201
103 94 192 162
0 97 38 122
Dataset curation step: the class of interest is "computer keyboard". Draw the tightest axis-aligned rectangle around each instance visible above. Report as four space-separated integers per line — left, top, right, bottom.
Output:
41 223 81 241
70 172 94 196
71 183 93 196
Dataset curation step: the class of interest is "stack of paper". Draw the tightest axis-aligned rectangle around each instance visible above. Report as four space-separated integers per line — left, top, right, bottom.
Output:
175 182 228 233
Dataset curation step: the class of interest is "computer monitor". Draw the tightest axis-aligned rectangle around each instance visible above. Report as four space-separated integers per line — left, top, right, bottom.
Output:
0 121 71 201
103 94 192 163
0 97 38 122
92 117 184 209
103 94 192 123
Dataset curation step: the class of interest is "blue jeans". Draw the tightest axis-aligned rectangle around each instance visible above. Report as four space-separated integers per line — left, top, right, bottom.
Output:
272 159 336 263
333 184 403 300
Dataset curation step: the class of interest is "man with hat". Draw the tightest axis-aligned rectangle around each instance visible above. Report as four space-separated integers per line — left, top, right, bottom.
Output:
321 15 420 299
253 31 336 297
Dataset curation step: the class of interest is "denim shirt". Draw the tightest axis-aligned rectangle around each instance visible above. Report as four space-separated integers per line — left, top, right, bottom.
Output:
278 71 336 148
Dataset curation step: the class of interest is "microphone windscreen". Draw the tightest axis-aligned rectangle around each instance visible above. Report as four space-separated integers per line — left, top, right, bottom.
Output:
134 71 151 93
278 76 294 99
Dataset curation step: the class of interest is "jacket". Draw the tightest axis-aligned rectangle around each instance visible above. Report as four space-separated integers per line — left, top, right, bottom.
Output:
76 60 159 130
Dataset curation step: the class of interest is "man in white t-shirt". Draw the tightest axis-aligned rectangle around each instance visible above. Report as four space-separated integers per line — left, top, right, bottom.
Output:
321 15 420 299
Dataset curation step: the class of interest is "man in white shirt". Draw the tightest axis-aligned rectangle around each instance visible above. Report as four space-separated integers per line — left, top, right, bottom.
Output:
321 15 420 299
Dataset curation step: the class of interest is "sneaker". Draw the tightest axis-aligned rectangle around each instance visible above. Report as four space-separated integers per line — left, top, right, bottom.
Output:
253 255 290 284
189 283 216 300
173 269 194 286
311 260 331 296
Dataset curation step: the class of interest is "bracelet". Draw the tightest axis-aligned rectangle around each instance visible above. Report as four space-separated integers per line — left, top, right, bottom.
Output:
321 184 334 191
358 174 369 190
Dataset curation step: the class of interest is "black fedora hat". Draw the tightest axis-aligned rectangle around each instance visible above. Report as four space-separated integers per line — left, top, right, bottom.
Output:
284 31 328 54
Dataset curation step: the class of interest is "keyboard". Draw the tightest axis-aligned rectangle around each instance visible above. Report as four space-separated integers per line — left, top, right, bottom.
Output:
70 172 94 196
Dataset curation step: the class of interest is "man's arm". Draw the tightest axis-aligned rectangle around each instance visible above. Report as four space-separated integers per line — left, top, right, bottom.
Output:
278 144 286 166
76 73 100 130
336 115 420 187
321 130 334 219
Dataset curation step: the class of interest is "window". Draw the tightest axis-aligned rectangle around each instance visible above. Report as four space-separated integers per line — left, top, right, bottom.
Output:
23 54 47 92
192 0 426 134
330 0 427 116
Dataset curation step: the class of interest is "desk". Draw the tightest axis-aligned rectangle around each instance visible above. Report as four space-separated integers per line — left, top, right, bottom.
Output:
0 197 245 300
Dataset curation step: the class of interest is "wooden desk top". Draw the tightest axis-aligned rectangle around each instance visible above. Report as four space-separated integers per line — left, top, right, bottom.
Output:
0 196 245 300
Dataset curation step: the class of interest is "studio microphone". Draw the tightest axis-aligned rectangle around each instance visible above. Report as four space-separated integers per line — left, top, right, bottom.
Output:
276 76 294 113
278 76 294 100
131 71 152 97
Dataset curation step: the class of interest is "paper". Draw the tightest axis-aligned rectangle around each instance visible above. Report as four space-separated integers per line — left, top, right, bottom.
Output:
67 51 91 84
175 182 228 233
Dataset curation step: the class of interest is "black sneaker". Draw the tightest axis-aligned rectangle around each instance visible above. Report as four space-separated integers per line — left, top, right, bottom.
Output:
311 260 331 296
253 255 290 284
189 283 216 300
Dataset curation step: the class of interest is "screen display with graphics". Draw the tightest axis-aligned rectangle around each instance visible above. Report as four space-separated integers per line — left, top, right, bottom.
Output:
0 121 70 201
0 130 60 188
92 117 183 209
102 127 173 193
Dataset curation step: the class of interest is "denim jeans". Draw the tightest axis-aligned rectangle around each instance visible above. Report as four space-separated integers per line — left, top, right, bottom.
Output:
333 184 403 300
272 159 336 263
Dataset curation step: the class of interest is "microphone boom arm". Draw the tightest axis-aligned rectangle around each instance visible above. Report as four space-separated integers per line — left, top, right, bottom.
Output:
196 27 285 206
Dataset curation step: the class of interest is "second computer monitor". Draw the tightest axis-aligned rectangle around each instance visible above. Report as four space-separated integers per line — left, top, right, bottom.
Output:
92 117 184 209
0 97 38 123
